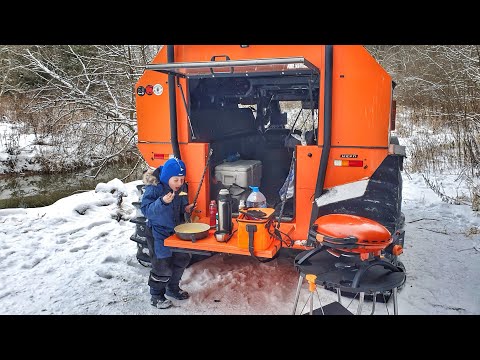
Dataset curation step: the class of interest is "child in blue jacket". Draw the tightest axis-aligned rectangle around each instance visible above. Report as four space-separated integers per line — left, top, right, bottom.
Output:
141 157 194 309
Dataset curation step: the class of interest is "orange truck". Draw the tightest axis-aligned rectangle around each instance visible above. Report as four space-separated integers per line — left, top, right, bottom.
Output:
133 45 406 267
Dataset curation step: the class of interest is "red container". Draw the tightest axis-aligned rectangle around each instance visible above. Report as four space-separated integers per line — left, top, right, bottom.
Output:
209 200 217 228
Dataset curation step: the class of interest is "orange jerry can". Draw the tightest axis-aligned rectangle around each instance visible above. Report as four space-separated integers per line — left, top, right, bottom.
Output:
237 208 276 251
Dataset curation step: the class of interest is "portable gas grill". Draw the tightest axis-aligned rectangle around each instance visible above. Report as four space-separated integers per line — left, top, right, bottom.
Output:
312 214 396 258
304 214 404 286
292 214 406 315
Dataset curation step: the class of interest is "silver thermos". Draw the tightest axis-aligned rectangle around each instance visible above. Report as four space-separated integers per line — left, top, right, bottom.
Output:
217 189 233 234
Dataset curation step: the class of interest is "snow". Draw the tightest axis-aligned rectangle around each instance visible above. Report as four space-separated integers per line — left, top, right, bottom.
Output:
315 179 369 207
1 172 479 315
0 121 96 174
0 121 43 173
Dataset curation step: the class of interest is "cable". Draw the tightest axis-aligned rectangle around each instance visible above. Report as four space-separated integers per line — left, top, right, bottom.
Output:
267 220 294 248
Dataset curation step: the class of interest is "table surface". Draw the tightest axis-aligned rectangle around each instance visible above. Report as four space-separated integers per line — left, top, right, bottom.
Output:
295 249 406 294
165 220 302 258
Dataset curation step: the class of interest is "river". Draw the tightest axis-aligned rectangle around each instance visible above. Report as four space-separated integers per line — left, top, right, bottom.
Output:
0 164 144 209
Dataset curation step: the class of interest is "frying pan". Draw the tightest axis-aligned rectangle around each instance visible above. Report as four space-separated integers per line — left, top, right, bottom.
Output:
174 222 210 243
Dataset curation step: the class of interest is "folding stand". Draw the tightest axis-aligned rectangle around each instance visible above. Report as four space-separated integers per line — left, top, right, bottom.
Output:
291 249 405 315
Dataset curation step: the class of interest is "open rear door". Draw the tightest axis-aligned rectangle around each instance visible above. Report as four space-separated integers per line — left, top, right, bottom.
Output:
146 56 319 78
145 57 319 258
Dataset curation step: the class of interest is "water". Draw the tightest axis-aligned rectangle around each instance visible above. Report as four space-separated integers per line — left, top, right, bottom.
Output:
0 163 144 209
245 201 267 208
246 188 267 208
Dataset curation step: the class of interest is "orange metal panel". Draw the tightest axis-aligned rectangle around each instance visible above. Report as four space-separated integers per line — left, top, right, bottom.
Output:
294 146 321 238
296 146 322 189
137 143 210 219
178 143 210 220
140 45 390 149
294 188 316 239
295 145 388 189
330 46 391 148
294 145 388 238
138 143 174 168
136 47 171 143
324 148 388 188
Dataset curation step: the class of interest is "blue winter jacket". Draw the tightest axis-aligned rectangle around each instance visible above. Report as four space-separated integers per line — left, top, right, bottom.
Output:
141 167 188 259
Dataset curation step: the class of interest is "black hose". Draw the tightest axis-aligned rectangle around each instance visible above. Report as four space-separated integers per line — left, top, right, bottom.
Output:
308 45 333 235
167 45 181 159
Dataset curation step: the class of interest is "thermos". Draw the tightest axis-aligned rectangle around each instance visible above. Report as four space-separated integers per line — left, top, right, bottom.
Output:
217 189 233 234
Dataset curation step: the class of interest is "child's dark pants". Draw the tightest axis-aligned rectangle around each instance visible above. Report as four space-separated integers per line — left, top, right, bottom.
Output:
145 225 192 296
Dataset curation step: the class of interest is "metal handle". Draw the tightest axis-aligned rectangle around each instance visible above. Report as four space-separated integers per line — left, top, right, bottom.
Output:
246 224 257 255
209 55 234 74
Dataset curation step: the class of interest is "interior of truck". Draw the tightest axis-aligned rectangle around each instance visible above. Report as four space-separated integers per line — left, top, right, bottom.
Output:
186 69 320 221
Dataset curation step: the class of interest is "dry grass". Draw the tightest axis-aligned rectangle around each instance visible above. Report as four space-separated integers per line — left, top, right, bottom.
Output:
398 106 479 208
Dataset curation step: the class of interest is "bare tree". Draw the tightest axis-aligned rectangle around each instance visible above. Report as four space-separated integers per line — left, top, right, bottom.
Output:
368 45 480 164
368 45 480 205
1 45 159 177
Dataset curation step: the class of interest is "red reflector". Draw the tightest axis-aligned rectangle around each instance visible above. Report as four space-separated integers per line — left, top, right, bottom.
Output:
153 153 168 160
145 85 154 95
348 160 363 167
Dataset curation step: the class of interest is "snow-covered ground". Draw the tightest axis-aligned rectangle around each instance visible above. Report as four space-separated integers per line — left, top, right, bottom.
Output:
0 172 479 315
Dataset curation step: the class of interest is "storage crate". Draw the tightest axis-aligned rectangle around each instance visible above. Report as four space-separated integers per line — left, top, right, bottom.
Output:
237 207 275 251
215 160 262 202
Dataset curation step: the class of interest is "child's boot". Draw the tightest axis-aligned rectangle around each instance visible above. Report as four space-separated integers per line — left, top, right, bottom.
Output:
150 295 173 309
165 285 190 300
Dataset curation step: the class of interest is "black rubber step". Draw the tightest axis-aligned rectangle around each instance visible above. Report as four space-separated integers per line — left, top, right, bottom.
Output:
305 301 353 315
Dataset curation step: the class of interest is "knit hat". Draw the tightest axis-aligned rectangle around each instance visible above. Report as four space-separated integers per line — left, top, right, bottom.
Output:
160 157 186 184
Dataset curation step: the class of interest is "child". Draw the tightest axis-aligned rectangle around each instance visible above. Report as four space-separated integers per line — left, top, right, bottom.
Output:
141 157 195 309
